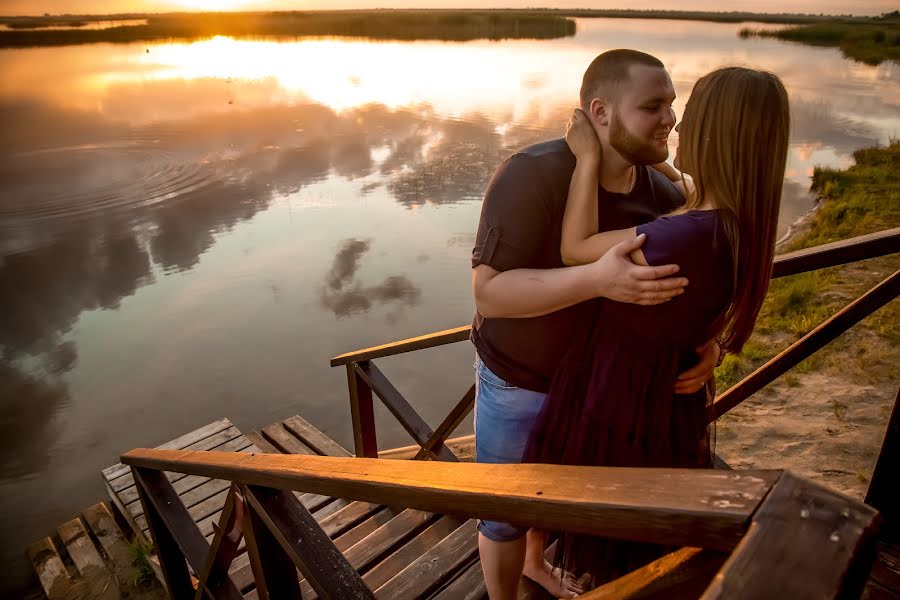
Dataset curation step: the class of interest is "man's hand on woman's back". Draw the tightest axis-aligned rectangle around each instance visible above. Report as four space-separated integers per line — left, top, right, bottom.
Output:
587 234 687 305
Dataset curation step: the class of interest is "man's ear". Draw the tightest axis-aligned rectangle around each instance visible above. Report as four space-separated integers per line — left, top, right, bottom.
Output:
589 97 612 128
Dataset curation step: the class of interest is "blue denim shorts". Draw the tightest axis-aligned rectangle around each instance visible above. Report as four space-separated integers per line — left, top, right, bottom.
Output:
474 354 547 542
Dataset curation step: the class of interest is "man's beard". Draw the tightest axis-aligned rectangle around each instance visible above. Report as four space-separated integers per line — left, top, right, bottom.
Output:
609 111 668 165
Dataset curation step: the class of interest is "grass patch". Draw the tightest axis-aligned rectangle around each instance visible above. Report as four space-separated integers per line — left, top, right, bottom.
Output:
715 141 900 391
741 14 900 65
0 11 576 47
127 537 156 589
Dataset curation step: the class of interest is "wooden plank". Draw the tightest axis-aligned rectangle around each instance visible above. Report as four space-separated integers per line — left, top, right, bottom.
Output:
334 508 400 552
865 390 899 542
865 542 900 598
348 363 378 458
111 426 244 492
363 515 467 591
414 384 475 460
57 517 118 600
81 502 145 587
582 547 726 599
283 415 352 457
119 436 255 505
261 423 316 455
243 492 301 600
431 558 487 600
242 485 374 599
318 501 385 538
330 325 471 367
374 519 478 600
713 268 900 420
380 435 475 461
771 226 900 278
354 361 458 462
106 477 149 545
703 472 881 600
26 537 75 600
340 508 435 574
122 450 780 551
103 418 233 481
243 430 279 454
193 487 245 600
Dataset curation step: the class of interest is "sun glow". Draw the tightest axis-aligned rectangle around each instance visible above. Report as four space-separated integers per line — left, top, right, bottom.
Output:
175 0 255 10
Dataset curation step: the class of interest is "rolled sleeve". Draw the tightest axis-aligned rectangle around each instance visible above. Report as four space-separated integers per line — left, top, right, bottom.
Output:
472 153 549 272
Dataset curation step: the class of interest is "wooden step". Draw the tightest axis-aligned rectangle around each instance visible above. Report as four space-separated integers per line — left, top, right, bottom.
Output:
57 517 118 600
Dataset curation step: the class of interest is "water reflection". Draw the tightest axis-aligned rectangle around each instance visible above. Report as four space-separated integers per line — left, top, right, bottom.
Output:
1 17 899 595
321 239 422 319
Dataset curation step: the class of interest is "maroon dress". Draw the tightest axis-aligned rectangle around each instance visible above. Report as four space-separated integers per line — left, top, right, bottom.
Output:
523 209 734 583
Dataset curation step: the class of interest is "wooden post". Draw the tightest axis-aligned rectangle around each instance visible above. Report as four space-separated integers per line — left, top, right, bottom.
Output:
133 470 195 600
346 362 377 458
242 489 302 600
865 389 899 543
243 485 374 599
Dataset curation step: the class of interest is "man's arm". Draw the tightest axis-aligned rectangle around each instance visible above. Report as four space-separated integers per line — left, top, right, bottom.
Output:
473 235 687 319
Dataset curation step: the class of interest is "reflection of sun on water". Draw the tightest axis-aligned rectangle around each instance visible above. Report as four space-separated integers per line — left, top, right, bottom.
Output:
133 36 576 118
174 0 253 9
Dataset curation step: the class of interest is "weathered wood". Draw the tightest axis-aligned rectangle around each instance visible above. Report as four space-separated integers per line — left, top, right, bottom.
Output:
340 508 434 573
193 486 245 600
135 469 196 600
262 423 316 455
431 558 486 600
347 363 378 458
330 325 471 367
242 490 302 600
712 268 900 419
244 430 279 454
414 384 475 461
283 415 352 457
865 390 899 543
120 436 255 506
122 450 780 551
242 485 374 599
58 517 118 600
354 361 458 462
112 426 244 492
26 537 74 600
375 519 478 600
703 472 881 600
82 503 142 585
362 516 468 592
582 547 726 599
865 542 900 599
771 227 900 278
103 418 233 481
380 435 475 461
318 501 384 539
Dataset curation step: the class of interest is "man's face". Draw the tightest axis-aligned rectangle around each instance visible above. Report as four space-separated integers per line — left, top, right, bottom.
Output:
608 65 676 165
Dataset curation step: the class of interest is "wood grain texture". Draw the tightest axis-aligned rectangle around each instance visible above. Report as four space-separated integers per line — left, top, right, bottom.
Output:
122 450 779 551
702 472 880 600
330 325 471 366
582 547 725 599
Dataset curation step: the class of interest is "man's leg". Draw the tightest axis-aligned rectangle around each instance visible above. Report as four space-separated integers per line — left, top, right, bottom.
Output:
479 534 527 600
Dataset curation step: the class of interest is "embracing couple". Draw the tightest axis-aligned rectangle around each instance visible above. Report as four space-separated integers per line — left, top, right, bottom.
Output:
470 49 791 598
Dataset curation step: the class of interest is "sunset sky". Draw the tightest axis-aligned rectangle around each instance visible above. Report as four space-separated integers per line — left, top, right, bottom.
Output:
0 0 894 17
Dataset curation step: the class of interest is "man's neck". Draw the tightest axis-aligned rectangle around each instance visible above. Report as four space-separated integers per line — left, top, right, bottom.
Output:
597 143 636 194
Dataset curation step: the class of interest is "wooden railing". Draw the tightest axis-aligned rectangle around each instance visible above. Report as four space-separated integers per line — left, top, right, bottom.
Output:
330 227 900 461
122 449 881 599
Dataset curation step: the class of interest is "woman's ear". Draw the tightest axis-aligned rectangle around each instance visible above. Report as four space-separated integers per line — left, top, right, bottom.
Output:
589 97 611 128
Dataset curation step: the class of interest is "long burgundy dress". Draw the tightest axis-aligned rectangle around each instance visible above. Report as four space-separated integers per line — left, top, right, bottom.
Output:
523 209 734 584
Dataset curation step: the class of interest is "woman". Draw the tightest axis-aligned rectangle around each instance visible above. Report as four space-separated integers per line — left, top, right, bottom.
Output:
523 67 791 585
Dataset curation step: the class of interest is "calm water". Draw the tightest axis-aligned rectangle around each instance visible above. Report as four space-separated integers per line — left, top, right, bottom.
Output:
1 17 898 592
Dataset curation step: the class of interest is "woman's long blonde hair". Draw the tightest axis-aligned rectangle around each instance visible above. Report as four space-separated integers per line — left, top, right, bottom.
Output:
678 67 791 353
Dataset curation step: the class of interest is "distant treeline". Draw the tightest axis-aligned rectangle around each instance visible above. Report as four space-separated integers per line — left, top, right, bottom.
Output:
0 11 576 47
741 13 900 65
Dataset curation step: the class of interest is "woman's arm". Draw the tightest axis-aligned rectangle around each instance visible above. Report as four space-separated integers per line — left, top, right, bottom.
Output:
560 109 638 266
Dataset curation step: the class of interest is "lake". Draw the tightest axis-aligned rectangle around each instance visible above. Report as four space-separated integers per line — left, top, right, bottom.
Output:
1 16 898 593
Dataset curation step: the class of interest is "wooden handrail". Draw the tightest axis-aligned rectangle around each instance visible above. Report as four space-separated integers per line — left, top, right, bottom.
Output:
330 325 471 367
329 228 899 366
124 449 779 550
712 268 900 419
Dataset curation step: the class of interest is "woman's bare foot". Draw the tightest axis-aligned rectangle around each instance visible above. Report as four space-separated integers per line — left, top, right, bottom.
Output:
522 558 583 599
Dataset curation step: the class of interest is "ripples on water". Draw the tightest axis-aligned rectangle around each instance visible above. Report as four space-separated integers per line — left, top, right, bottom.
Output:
0 17 898 594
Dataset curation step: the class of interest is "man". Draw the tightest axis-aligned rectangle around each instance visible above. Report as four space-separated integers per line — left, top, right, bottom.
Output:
470 49 721 599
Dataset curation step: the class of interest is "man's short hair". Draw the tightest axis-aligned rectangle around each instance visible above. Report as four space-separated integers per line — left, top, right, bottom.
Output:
580 49 665 110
